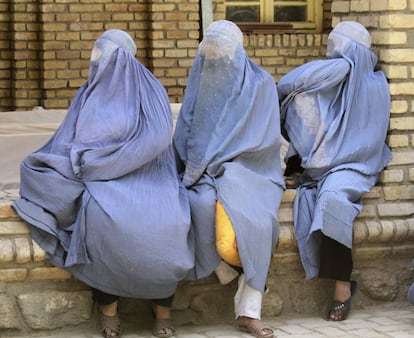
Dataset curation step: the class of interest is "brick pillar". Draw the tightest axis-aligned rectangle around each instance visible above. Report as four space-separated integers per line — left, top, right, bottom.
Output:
0 0 12 110
40 0 102 109
10 0 42 110
149 0 200 103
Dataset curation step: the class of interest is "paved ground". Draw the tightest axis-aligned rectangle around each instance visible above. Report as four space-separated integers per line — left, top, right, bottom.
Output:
4 305 414 338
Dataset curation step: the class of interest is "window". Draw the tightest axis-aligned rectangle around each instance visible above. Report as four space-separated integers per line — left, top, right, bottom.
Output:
225 0 323 32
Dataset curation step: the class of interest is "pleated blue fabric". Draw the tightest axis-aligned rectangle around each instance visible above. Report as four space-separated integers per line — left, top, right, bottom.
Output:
12 29 194 298
173 20 285 292
277 22 392 279
408 260 414 304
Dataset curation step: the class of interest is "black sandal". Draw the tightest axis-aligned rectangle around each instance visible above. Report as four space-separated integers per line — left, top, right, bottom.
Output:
100 313 121 338
327 280 357 321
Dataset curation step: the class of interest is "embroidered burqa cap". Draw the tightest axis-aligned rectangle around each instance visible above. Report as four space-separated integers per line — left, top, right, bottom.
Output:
329 21 371 51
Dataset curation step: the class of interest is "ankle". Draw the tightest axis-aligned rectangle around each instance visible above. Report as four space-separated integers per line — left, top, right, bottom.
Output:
153 304 171 320
334 281 351 302
237 316 259 323
100 301 118 317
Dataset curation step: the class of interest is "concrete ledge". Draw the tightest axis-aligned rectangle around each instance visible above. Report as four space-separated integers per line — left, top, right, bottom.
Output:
3 196 414 255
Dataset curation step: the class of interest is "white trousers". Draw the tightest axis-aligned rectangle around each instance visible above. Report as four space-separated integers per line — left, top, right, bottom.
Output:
234 273 262 320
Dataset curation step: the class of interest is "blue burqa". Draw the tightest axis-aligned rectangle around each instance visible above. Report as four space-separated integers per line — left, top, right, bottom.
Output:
12 30 193 298
173 20 285 292
277 22 392 279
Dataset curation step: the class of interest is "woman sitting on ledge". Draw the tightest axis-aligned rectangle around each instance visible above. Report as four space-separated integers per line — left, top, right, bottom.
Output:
173 20 285 338
12 29 193 338
277 21 392 321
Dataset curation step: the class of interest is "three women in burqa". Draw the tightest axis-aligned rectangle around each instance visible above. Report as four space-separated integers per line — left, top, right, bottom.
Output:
173 20 285 338
277 21 392 321
13 17 392 337
12 29 193 338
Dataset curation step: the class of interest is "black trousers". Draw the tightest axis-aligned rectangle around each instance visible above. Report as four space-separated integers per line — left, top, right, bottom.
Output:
93 288 175 307
285 155 353 282
318 233 353 282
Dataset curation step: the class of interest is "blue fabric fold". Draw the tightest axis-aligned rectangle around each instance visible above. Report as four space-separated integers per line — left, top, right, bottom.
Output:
173 20 284 292
277 22 392 279
12 29 193 298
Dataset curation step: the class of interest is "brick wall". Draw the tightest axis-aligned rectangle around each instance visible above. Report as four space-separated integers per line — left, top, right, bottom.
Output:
149 0 200 102
1 0 153 111
0 0 332 111
1 0 413 118
0 0 12 110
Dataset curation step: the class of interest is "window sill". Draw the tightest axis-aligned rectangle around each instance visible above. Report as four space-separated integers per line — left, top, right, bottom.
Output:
236 23 295 34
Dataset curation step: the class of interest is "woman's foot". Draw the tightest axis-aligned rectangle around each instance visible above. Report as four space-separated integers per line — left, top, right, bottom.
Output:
100 301 120 338
152 304 175 338
236 316 274 338
327 280 357 321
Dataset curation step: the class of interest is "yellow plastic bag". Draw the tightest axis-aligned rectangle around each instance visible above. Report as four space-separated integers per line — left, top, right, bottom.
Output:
215 200 242 267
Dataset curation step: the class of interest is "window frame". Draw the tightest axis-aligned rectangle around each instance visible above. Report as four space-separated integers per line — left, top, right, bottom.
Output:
224 0 323 33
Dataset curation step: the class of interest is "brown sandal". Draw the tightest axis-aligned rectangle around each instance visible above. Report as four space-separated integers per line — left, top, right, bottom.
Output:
152 318 175 338
236 317 274 338
100 313 121 338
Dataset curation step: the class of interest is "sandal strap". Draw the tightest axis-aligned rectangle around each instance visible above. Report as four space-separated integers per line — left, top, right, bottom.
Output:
237 318 274 338
152 318 175 338
328 281 357 321
328 298 352 321
331 299 349 311
100 313 120 337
